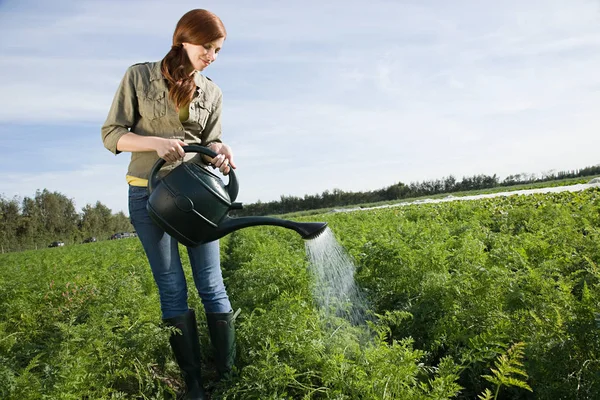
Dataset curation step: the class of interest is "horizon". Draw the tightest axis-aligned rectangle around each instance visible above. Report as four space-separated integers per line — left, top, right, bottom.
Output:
3 162 596 213
1 0 600 215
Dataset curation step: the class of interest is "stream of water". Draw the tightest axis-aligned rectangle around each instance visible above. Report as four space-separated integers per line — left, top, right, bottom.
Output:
304 227 371 326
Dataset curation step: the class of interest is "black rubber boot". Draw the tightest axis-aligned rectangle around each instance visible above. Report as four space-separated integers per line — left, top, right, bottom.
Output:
205 309 240 379
163 309 207 400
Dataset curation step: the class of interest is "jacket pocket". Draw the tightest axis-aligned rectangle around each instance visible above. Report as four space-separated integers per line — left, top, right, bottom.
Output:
189 99 211 130
138 89 167 120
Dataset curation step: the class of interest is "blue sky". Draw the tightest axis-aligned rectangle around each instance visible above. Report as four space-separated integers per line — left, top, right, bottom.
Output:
1 0 599 214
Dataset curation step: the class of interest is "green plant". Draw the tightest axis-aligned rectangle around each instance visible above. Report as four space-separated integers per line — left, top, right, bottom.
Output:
478 342 532 399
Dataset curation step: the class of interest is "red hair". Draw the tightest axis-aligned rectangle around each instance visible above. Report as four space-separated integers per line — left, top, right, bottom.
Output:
161 9 227 109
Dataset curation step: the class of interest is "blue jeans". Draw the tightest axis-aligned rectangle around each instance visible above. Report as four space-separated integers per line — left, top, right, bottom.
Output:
128 185 232 319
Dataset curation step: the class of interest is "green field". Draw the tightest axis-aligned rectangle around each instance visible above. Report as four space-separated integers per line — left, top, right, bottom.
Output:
1 188 599 399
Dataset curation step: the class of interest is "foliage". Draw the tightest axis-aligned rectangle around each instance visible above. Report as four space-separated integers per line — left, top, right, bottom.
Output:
2 188 600 398
0 240 177 399
217 227 462 399
479 342 532 399
322 189 600 399
0 190 132 253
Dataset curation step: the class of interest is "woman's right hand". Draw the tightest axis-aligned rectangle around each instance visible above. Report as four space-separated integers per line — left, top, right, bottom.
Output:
155 138 187 163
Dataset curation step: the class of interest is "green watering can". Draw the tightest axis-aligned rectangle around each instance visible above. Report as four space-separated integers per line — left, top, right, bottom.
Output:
146 145 327 246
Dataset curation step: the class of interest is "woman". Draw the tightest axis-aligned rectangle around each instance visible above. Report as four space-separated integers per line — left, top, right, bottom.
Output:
101 9 236 399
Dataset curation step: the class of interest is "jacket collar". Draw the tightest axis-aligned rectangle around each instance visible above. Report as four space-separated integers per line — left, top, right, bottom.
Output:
193 71 202 87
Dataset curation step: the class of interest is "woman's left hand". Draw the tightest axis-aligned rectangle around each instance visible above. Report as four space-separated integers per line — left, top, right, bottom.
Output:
207 142 236 175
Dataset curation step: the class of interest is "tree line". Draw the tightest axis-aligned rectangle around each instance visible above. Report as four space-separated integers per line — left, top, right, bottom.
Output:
233 165 600 216
2 165 599 252
0 189 132 253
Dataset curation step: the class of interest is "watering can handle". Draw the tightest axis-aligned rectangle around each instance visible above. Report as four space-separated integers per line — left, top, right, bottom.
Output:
147 144 239 202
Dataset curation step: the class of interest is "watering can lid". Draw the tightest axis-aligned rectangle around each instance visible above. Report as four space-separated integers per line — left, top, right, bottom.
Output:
182 162 232 206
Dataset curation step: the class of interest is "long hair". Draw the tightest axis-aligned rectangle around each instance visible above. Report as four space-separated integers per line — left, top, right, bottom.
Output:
161 9 226 109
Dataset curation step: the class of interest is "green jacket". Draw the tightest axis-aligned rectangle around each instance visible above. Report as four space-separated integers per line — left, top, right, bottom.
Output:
101 60 223 180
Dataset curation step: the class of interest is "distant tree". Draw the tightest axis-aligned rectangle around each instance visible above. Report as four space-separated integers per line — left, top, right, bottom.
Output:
383 182 409 200
0 196 20 253
444 175 457 192
80 201 114 239
111 211 133 236
31 189 78 242
19 196 44 249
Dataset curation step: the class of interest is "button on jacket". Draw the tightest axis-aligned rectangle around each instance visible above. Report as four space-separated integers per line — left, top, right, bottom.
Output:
101 60 223 181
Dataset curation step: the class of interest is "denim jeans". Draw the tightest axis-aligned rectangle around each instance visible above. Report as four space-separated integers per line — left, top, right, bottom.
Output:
128 185 232 319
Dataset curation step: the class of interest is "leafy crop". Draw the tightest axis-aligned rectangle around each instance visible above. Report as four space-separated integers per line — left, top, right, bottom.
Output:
1 189 599 399
322 190 600 399
478 342 531 400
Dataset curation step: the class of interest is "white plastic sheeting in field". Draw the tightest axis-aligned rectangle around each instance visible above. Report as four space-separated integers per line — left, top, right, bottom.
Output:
331 181 600 214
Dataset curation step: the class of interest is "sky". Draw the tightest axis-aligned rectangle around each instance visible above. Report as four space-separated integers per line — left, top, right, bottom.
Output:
1 0 599 215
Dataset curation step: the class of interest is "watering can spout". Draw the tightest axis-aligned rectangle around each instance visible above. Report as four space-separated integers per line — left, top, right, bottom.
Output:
215 216 328 241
